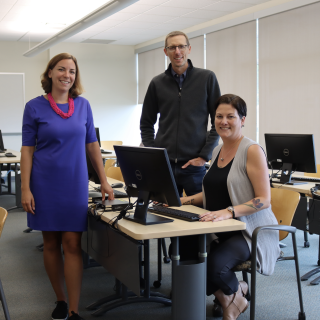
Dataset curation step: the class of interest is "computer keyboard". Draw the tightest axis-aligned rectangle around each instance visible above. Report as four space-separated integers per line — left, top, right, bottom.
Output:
148 206 200 222
286 176 320 183
113 189 128 198
89 188 128 199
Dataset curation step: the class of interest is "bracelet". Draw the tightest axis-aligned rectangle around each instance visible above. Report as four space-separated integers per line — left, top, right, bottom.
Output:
227 206 235 219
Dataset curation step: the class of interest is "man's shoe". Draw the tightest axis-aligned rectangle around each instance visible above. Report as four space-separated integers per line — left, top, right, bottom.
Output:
69 311 85 320
52 301 68 320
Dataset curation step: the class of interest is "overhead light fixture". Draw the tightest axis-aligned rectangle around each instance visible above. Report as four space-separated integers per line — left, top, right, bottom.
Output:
23 0 138 57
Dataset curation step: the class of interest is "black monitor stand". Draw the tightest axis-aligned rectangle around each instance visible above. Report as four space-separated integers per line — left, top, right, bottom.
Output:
280 163 307 185
124 190 173 225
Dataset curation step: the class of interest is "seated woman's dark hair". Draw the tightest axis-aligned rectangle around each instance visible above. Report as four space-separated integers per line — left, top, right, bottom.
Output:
214 94 247 118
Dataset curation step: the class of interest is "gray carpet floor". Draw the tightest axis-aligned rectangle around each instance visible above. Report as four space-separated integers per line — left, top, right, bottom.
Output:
0 181 320 319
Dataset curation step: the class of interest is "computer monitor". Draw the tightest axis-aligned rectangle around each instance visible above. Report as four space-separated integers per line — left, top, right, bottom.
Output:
265 133 317 185
87 128 102 184
114 145 181 225
0 130 5 151
95 127 101 147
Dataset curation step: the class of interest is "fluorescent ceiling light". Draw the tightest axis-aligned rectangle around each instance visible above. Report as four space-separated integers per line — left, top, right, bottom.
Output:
23 0 138 57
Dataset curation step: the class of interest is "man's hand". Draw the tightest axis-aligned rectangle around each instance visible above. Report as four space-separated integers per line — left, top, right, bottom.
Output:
182 157 206 169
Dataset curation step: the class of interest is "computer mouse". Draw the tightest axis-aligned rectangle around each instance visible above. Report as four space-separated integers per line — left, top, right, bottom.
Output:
5 152 12 155
111 183 124 188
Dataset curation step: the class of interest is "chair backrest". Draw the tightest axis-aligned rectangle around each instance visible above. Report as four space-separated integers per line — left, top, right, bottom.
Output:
0 208 8 238
101 141 123 151
304 164 320 178
104 159 116 175
270 188 300 241
107 167 124 182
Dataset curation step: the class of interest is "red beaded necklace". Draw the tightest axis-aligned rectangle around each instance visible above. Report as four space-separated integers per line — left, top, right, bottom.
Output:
48 92 74 119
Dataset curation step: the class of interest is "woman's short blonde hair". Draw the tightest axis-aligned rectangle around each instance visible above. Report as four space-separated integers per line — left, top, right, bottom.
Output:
41 53 84 98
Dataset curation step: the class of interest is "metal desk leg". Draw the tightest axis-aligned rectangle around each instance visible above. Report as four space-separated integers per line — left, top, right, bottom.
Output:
172 236 206 320
88 239 171 316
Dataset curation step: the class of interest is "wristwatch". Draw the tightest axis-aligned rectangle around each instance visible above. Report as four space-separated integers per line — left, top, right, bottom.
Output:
227 206 235 219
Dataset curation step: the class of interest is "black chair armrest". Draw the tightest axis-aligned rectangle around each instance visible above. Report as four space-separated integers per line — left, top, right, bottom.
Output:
251 224 296 275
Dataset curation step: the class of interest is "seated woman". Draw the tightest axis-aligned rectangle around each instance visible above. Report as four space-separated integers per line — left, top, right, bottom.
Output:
180 94 280 320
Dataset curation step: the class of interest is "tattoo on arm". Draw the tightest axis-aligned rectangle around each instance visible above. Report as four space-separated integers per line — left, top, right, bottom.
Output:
244 198 264 210
183 199 195 205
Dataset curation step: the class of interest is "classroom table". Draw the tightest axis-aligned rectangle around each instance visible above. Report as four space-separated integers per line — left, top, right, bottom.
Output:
101 150 117 159
0 148 21 196
272 177 320 284
85 178 246 319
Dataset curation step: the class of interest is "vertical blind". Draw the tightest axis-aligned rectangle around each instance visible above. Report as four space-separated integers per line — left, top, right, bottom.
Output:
206 21 257 141
138 47 165 104
259 2 320 161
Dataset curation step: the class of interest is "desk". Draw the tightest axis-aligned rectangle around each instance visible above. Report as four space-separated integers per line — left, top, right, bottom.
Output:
0 149 21 196
85 179 246 319
101 151 117 159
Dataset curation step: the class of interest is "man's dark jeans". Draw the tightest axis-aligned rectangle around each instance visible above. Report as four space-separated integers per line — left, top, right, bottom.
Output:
169 161 207 261
170 161 206 197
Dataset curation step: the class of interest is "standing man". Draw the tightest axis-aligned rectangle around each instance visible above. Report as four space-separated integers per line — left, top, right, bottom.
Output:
140 31 221 198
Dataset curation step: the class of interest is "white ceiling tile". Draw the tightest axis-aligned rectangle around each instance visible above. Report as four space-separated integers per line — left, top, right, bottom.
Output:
121 3 156 14
130 13 174 23
182 10 227 20
88 19 121 28
0 0 17 5
0 5 12 19
147 5 196 16
206 1 253 12
137 0 170 5
106 11 138 21
228 0 269 4
116 20 161 29
166 16 208 26
163 0 221 9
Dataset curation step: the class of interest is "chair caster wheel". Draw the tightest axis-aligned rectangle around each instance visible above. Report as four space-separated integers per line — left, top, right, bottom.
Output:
163 257 171 264
304 241 310 248
153 280 161 288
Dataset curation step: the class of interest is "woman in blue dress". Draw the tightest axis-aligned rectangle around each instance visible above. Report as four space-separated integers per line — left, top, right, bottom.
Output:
21 53 114 320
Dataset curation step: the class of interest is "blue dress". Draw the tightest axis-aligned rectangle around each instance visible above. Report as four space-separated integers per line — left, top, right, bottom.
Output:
22 95 97 231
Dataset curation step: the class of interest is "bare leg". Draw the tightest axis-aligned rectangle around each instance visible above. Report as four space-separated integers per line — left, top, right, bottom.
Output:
62 232 83 316
42 231 67 302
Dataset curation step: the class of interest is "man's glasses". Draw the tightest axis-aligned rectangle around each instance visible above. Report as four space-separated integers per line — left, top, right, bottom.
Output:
165 45 189 52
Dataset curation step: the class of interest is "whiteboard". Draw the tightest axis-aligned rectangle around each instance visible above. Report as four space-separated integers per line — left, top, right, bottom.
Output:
0 73 25 133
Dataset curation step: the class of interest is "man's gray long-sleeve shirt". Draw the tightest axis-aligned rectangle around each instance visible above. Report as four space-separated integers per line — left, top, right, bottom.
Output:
140 60 221 163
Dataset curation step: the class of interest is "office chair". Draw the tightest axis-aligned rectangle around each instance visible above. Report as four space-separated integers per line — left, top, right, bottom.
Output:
104 159 116 176
101 141 122 151
106 167 124 182
213 188 305 320
0 208 11 320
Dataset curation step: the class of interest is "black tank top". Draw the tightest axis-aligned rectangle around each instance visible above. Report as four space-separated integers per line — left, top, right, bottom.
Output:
203 151 233 212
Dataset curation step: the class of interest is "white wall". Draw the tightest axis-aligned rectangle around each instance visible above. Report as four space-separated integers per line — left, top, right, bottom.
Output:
49 43 140 146
0 41 140 151
0 41 49 151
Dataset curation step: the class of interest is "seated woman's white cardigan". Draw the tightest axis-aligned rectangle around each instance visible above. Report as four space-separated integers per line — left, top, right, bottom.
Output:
203 136 280 276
